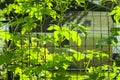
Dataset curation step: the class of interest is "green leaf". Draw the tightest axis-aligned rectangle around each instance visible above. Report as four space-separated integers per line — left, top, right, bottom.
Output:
62 27 69 31
76 0 85 3
47 2 53 8
63 32 70 40
73 52 85 61
54 31 60 41
0 30 11 40
0 55 6 65
110 27 120 35
101 53 109 57
0 52 13 65
50 10 57 19
96 38 107 48
69 22 88 36
15 67 22 74
75 0 85 7
21 20 36 35
79 25 88 36
69 49 77 53
114 15 120 24
47 25 60 31
86 54 93 60
110 7 116 15
63 63 69 70
110 6 120 24
70 31 81 46
21 28 26 35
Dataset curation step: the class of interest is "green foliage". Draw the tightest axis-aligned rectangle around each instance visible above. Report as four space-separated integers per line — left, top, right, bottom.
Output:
96 27 120 48
86 66 105 80
69 49 85 61
1 0 120 80
48 25 82 46
0 0 87 79
100 0 118 3
110 6 120 24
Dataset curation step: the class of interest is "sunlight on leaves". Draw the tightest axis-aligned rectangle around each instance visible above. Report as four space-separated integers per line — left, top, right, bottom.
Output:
47 25 60 31
73 52 85 61
69 49 85 61
15 67 22 74
110 6 120 24
70 30 81 46
63 63 69 70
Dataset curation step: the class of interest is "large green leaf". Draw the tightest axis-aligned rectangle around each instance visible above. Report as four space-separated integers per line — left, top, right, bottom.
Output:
96 38 108 48
73 52 85 61
21 19 36 35
69 49 85 61
110 6 120 24
70 30 81 46
0 30 11 40
0 53 13 65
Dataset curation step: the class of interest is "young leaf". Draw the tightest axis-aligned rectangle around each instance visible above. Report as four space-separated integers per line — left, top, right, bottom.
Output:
63 63 69 70
70 31 81 46
73 52 85 61
47 25 60 31
96 38 107 48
